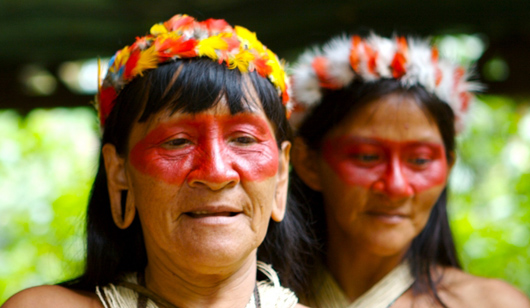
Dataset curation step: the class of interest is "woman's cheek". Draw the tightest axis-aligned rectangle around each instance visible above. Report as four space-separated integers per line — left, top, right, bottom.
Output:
405 160 448 192
129 146 193 185
342 163 384 187
322 151 383 188
231 142 279 182
130 142 279 184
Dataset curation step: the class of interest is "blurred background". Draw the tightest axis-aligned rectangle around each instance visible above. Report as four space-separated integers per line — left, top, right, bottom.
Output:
1 0 530 303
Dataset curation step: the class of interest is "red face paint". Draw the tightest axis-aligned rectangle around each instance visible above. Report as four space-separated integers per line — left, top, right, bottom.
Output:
130 113 279 185
322 136 448 198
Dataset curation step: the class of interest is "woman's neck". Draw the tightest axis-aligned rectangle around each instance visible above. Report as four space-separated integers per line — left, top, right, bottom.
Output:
326 226 407 302
144 252 257 308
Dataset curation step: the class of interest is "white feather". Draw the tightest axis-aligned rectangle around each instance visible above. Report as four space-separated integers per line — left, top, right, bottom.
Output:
323 35 355 86
290 33 482 132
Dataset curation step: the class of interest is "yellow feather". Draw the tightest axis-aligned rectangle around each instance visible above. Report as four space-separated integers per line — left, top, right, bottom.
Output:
233 49 254 73
111 47 131 73
266 49 286 91
150 24 168 36
132 45 159 77
198 35 228 60
235 26 264 53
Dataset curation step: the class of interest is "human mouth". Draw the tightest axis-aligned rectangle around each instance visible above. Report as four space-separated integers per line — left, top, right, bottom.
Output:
365 211 408 224
182 206 244 224
186 211 240 218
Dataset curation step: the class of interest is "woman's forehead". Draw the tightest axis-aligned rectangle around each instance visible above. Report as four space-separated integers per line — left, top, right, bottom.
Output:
132 100 271 137
163 96 266 120
328 94 443 143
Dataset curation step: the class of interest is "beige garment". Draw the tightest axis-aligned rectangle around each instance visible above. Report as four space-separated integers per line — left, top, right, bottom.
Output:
96 261 298 308
311 262 414 308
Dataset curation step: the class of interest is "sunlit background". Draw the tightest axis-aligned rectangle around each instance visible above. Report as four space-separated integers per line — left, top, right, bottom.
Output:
1 0 530 303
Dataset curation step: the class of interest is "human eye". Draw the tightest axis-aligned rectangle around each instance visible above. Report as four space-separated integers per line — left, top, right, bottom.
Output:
341 143 384 166
405 145 440 168
231 135 258 145
352 153 381 162
161 137 192 149
407 156 432 168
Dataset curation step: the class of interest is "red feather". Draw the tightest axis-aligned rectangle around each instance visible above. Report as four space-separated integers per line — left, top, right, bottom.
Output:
282 90 289 105
223 36 240 52
157 37 198 60
453 67 465 89
254 56 272 77
124 50 140 80
164 15 196 32
98 87 117 126
364 45 378 75
460 92 471 112
435 67 443 86
391 52 407 78
431 47 439 62
312 56 341 89
349 36 362 72
202 18 230 34
396 36 408 54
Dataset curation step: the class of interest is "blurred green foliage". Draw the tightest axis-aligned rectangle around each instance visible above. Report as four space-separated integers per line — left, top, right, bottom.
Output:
0 108 99 303
1 97 530 303
450 95 530 294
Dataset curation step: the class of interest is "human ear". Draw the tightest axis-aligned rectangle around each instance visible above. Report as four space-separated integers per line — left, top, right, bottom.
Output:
291 137 323 191
102 143 136 229
271 141 291 222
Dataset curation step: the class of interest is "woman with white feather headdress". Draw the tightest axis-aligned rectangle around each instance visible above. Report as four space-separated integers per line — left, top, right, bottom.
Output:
288 33 530 308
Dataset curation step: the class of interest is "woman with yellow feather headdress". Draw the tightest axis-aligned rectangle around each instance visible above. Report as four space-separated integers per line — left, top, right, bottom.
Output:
3 14 311 308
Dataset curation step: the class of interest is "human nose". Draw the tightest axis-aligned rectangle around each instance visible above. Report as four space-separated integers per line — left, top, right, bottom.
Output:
372 155 414 200
188 139 240 190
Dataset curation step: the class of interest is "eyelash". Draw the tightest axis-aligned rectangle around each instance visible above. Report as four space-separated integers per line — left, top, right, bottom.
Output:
407 157 432 166
349 153 433 167
162 135 258 148
162 138 192 148
232 136 257 145
352 153 381 162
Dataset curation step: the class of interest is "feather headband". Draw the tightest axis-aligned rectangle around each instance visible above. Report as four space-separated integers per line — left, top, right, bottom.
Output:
95 14 291 126
291 33 482 131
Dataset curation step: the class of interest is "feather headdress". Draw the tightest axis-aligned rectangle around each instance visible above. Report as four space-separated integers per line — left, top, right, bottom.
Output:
95 14 291 126
291 33 482 131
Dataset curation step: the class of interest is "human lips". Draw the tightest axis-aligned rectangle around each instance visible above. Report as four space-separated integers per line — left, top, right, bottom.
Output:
365 209 409 224
183 205 243 219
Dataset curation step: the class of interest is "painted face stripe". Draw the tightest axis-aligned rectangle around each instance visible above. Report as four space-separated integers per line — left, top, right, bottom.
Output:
322 136 447 197
130 113 279 185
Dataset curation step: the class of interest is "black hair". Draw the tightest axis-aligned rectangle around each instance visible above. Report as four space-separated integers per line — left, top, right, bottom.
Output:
62 58 315 294
291 79 460 306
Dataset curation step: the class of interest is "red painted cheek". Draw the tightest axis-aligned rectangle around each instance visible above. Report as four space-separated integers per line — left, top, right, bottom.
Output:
218 114 279 182
402 158 448 191
130 129 195 185
129 114 279 185
226 142 279 182
322 140 385 188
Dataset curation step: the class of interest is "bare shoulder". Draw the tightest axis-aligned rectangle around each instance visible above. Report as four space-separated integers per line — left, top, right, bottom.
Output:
294 304 309 308
1 285 103 308
439 267 530 307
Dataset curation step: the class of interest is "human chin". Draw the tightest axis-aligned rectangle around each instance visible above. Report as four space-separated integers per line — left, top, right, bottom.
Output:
361 221 417 256
173 229 259 269
170 186 275 268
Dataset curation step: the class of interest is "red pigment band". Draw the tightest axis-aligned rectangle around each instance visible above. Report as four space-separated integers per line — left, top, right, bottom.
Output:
322 136 448 197
130 113 279 185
